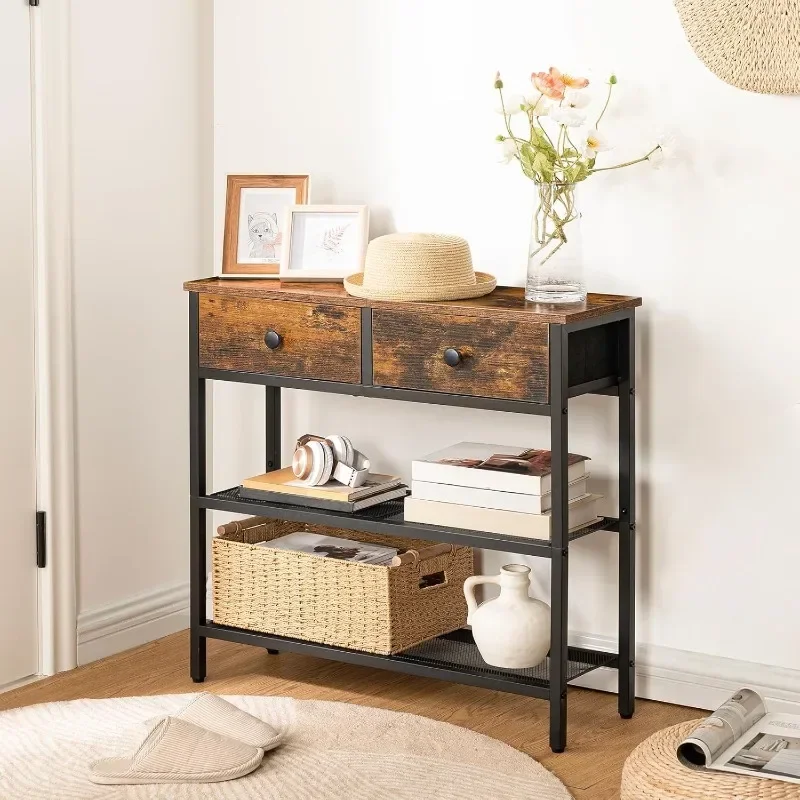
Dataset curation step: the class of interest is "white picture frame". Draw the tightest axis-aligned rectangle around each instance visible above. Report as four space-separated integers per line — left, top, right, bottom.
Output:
279 205 369 282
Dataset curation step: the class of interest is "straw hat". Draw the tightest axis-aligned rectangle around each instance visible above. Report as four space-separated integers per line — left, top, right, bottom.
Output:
674 0 800 94
344 233 496 301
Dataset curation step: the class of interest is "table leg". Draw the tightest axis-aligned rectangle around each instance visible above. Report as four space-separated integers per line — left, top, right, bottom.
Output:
618 311 636 718
189 293 207 682
549 324 569 753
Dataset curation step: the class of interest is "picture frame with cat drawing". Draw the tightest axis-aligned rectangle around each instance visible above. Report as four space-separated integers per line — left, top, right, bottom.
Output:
279 205 369 282
222 174 309 277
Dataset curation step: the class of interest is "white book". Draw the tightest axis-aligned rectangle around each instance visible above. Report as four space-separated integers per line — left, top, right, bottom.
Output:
403 494 603 540
412 442 589 496
411 476 589 514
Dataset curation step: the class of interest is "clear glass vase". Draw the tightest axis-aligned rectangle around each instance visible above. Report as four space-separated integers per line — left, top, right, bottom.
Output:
526 182 586 304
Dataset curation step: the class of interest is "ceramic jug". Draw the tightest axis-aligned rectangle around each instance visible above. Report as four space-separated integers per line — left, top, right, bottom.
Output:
463 564 551 669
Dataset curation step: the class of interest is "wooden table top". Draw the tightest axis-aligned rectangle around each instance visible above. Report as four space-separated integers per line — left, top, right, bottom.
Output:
184 278 642 324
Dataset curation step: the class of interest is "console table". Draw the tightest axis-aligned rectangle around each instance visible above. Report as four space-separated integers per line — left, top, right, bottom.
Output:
184 277 641 752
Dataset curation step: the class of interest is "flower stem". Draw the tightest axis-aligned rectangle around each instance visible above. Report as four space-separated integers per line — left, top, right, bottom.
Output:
590 146 659 173
595 82 613 129
498 87 524 161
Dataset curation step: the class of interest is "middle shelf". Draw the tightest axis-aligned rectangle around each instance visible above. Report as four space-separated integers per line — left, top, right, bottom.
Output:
200 486 619 557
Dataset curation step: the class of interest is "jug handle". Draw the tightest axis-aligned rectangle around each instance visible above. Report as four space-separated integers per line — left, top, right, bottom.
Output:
463 575 501 624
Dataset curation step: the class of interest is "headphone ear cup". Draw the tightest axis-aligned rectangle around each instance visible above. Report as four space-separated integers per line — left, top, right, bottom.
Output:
318 440 334 484
304 440 327 486
327 434 354 465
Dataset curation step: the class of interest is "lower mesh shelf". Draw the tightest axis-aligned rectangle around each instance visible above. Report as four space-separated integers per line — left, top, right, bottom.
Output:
398 630 617 688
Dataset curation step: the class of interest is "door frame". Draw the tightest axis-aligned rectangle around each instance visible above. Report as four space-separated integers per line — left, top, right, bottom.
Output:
30 0 78 676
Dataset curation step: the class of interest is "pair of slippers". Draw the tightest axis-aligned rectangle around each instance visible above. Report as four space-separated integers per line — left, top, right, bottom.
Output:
89 694 283 785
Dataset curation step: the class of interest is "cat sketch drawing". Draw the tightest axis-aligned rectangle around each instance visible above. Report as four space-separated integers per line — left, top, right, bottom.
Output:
248 212 281 260
318 223 351 260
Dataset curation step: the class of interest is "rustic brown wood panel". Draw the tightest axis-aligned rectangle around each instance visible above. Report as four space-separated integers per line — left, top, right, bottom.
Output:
199 294 361 383
372 309 549 402
185 278 642 325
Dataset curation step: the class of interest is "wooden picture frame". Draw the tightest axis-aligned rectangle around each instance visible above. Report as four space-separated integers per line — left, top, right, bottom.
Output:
279 205 370 282
221 174 309 277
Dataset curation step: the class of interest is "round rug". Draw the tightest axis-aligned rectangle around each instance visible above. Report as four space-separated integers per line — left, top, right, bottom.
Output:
0 694 573 799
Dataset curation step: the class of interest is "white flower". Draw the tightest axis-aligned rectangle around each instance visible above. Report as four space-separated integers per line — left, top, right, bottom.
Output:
524 94 551 116
583 128 612 159
497 138 519 164
649 133 677 169
549 106 586 127
563 89 591 110
648 148 665 169
495 94 526 116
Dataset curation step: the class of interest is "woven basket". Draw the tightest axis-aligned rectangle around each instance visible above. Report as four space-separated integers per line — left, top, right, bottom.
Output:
675 0 800 95
212 517 473 654
622 719 800 799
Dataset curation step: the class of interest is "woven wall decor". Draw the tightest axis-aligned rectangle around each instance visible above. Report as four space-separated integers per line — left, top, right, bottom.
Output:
674 0 800 94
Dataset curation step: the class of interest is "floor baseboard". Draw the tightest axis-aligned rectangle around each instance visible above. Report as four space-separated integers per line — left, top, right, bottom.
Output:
570 631 800 712
77 583 190 666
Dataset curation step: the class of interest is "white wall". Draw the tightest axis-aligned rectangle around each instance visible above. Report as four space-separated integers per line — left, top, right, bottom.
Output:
70 0 212 662
212 0 800 704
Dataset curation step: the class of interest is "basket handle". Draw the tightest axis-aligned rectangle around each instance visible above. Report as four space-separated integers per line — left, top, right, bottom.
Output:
391 543 453 566
216 516 271 536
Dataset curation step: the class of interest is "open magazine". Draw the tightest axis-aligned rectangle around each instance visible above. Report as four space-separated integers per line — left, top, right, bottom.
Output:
678 688 800 785
258 532 398 565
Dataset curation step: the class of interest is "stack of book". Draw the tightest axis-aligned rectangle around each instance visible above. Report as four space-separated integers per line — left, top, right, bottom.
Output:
240 467 407 512
404 442 602 540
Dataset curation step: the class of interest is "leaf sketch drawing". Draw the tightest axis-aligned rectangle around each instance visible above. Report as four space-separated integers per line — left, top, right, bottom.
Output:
318 223 351 259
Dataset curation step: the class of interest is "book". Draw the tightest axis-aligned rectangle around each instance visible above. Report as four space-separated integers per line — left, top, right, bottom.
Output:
257 532 398 565
242 467 402 501
412 442 589 496
677 688 800 786
410 476 589 514
403 493 602 540
239 485 408 512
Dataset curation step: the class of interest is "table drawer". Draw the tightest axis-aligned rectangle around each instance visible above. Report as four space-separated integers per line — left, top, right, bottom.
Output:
371 309 549 402
199 294 361 383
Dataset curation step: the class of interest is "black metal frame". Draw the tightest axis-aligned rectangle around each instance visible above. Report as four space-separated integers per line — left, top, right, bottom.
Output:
188 293 637 752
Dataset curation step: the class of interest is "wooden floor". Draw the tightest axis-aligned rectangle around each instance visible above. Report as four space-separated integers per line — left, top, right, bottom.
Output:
0 632 700 799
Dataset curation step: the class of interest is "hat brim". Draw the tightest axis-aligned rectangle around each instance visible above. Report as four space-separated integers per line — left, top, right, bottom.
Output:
343 271 497 302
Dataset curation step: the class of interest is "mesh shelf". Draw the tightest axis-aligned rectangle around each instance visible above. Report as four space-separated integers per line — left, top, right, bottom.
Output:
206 486 618 551
202 621 618 695
398 631 617 688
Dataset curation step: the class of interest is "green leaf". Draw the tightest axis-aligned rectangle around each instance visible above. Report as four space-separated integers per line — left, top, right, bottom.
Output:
532 150 554 182
564 161 589 183
562 147 579 159
519 143 537 181
530 127 557 160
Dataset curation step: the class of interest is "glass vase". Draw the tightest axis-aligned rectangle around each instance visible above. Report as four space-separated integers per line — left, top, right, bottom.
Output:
526 182 586 304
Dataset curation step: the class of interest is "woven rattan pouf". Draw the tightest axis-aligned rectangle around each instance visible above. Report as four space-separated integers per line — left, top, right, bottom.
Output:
622 720 800 800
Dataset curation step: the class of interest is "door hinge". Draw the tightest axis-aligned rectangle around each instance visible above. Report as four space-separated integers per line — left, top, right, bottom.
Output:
30 1 41 7
36 511 46 568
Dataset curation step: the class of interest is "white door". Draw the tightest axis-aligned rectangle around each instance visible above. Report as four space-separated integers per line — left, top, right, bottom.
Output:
0 0 39 687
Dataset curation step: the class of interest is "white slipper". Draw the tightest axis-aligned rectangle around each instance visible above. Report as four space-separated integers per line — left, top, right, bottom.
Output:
89 717 264 785
171 693 284 751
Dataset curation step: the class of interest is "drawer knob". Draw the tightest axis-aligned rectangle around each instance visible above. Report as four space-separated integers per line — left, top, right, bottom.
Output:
443 348 463 367
264 329 283 350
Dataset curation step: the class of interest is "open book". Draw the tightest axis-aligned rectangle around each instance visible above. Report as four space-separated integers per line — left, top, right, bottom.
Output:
678 688 800 785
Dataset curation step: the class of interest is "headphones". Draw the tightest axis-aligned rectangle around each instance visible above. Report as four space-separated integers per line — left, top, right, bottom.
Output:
292 434 371 488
